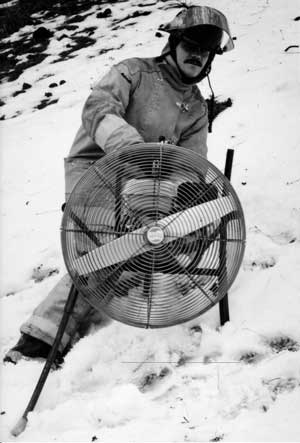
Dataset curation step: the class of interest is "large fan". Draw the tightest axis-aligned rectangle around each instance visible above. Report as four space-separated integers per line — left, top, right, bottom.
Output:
61 143 246 328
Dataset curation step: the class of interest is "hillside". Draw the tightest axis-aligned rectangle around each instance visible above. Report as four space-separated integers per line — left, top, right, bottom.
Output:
1 0 300 441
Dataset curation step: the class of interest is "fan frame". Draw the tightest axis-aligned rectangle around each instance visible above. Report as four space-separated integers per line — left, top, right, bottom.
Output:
61 145 246 328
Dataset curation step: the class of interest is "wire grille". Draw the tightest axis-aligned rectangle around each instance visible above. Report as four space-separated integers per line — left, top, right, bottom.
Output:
61 143 246 328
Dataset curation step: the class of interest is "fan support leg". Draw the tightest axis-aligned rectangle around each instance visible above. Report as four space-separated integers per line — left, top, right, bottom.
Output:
10 284 79 437
219 149 234 326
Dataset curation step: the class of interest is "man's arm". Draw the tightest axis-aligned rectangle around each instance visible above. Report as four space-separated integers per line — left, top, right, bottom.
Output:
82 61 144 153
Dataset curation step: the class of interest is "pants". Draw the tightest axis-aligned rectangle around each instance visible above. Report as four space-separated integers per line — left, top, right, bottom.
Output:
21 274 111 352
21 157 111 352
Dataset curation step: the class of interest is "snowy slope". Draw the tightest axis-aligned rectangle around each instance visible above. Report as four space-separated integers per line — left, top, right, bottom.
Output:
1 0 300 441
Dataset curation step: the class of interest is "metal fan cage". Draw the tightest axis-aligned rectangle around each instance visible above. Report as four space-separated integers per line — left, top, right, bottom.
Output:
61 143 246 328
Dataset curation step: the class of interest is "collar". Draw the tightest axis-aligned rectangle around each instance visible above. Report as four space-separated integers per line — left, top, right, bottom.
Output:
156 55 198 92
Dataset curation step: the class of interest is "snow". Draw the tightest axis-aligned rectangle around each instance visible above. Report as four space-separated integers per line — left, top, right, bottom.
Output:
1 0 300 441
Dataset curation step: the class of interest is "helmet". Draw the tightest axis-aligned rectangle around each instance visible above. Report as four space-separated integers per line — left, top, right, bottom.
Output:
159 5 234 53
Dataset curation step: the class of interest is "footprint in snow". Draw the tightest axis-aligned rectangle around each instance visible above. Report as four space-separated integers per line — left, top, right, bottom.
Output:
239 335 299 364
239 350 265 364
264 377 300 399
244 256 276 271
31 264 59 283
139 367 171 392
266 335 299 353
210 434 225 442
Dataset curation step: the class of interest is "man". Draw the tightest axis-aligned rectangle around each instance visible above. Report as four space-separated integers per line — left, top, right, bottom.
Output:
4 5 234 364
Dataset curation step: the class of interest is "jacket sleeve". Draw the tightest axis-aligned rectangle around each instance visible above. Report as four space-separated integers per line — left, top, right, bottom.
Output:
178 99 208 159
81 61 144 153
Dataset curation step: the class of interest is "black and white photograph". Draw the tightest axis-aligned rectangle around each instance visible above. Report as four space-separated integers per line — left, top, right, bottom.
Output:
1 0 300 441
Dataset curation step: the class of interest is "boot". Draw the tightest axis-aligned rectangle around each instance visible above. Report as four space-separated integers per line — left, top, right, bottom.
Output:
3 333 64 366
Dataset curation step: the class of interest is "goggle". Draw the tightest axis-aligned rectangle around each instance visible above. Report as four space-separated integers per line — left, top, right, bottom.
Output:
181 38 212 56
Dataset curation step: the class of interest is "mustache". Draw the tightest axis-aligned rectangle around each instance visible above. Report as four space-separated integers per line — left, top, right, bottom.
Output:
184 57 203 67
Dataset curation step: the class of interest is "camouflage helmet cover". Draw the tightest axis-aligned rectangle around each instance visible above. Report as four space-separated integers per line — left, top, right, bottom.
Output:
159 5 234 53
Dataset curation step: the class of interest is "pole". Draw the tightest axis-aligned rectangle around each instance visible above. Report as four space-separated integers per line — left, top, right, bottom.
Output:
11 284 79 437
219 149 234 325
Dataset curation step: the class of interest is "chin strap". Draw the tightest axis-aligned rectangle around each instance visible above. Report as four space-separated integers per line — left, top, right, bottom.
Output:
207 73 215 133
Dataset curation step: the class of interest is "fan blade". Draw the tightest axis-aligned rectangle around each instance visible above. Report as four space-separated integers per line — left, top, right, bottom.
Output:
74 196 232 275
162 196 233 238
74 227 149 276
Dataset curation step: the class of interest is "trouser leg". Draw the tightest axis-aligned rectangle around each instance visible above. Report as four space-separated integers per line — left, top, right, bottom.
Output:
20 156 112 352
20 274 97 353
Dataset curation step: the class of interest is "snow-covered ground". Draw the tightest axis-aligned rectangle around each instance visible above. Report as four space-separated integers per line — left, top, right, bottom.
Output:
1 0 300 441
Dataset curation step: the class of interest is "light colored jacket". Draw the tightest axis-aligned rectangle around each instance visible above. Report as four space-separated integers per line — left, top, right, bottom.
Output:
65 55 208 198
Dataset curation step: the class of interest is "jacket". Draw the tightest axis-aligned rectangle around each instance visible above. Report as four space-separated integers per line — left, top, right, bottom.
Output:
65 55 208 199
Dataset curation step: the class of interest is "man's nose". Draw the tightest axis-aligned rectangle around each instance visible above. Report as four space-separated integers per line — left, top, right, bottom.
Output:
187 52 204 64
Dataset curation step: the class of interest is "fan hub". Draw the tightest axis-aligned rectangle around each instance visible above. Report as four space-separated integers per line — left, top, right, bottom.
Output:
145 225 165 245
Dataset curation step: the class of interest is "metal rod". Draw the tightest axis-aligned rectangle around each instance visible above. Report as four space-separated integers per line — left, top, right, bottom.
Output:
69 209 102 247
224 148 234 181
62 202 102 247
219 149 234 325
11 284 79 437
114 163 123 237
